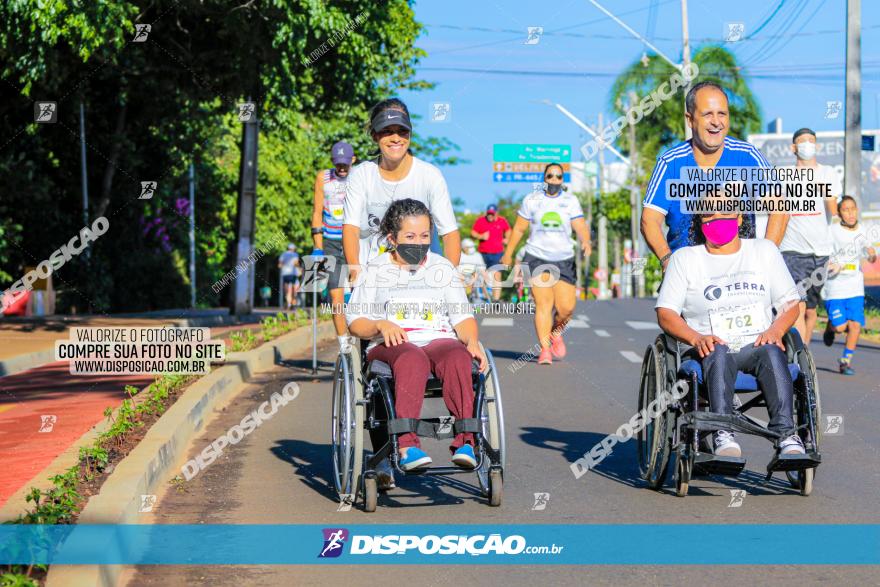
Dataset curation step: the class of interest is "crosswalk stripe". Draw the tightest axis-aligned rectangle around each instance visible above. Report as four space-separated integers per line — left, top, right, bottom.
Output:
626 321 658 330
481 318 514 327
594 329 610 337
620 350 643 363
566 320 589 329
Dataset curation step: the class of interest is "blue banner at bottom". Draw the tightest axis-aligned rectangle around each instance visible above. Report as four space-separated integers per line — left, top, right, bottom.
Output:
1 524 878 565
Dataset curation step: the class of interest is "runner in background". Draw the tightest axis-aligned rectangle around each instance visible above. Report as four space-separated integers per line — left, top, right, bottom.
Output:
459 238 490 303
471 204 511 301
823 196 877 375
311 141 356 347
641 81 787 270
780 128 841 346
501 163 591 365
342 97 460 286
278 244 302 310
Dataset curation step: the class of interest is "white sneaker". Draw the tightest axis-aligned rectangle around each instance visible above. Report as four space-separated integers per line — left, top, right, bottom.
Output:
376 458 396 490
713 430 742 457
779 434 806 455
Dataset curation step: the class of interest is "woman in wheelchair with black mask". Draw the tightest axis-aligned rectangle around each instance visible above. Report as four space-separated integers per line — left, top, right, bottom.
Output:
655 210 807 458
347 198 488 471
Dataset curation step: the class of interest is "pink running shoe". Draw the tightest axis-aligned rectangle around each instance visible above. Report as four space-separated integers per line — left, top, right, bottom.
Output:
550 334 567 359
538 348 553 365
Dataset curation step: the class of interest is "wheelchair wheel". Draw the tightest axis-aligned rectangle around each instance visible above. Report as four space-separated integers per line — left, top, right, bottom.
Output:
786 468 813 496
489 469 503 507
363 476 378 512
795 346 822 449
675 453 691 497
637 341 673 490
476 344 506 500
331 350 365 500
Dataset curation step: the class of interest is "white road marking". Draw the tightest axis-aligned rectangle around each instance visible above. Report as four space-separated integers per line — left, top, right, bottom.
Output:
576 314 590 322
566 320 589 329
481 318 514 327
626 321 659 330
594 329 610 337
620 350 643 363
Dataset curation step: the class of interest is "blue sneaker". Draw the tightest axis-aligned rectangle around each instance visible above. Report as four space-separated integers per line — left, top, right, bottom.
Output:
399 447 432 471
451 444 477 469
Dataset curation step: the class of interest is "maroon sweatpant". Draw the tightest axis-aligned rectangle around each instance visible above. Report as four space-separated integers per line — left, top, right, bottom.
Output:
367 338 475 451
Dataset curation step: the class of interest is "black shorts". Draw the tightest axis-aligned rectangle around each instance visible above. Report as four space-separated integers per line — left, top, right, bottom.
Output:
782 252 828 309
324 239 346 290
521 252 577 286
282 275 299 286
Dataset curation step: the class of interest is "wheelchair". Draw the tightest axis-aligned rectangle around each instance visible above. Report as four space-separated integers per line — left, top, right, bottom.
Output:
637 330 822 497
331 340 506 512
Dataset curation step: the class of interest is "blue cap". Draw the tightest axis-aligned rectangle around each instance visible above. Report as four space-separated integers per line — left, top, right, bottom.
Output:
331 141 354 165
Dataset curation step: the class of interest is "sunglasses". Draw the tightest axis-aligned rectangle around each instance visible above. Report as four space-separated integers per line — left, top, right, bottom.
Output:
545 173 563 180
376 127 411 138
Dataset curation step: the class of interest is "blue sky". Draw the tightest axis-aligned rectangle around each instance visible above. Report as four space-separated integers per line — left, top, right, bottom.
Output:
400 0 880 210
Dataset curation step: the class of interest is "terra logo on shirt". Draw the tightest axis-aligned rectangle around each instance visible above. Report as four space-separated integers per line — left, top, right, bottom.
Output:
703 281 766 301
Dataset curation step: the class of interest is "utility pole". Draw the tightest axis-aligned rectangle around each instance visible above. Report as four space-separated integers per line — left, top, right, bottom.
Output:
79 102 89 229
845 0 862 202
627 94 641 299
597 113 609 300
188 163 196 308
232 102 259 315
681 0 692 140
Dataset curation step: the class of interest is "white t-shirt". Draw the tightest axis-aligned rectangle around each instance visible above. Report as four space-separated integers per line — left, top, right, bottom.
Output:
656 239 800 347
517 191 584 262
779 164 841 256
459 250 485 277
346 252 473 352
824 222 868 300
343 157 458 264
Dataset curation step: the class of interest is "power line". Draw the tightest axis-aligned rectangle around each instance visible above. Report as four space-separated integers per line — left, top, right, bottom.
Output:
746 0 789 39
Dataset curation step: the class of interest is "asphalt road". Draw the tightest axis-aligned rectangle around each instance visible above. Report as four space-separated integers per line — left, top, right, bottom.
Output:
128 299 880 586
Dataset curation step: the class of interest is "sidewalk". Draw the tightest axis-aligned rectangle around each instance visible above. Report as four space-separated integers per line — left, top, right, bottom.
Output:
0 306 308 510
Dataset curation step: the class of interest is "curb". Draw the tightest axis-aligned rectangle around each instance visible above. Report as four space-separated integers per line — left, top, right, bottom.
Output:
0 314 266 377
44 320 335 587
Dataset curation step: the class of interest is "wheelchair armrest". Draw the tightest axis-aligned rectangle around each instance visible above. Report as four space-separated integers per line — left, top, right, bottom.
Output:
783 329 805 362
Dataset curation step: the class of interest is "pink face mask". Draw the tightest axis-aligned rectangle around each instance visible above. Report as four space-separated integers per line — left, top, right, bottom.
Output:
701 217 739 246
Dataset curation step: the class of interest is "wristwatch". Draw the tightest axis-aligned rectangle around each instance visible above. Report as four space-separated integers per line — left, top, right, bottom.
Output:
659 252 672 265
311 227 322 235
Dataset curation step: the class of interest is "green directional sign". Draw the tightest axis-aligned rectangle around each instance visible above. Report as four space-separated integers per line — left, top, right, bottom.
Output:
493 144 571 163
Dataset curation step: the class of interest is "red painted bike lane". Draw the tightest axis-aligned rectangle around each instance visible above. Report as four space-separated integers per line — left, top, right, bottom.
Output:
0 361 156 508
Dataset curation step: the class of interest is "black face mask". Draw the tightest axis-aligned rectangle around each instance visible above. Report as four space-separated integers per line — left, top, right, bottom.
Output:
545 183 562 195
395 243 430 266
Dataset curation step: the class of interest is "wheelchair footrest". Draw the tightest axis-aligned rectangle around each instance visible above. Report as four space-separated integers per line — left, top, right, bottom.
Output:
767 452 821 473
692 453 746 477
387 417 480 440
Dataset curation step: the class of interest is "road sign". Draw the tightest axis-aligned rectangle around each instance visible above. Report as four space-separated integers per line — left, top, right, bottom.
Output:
492 162 571 173
493 172 571 183
493 144 571 163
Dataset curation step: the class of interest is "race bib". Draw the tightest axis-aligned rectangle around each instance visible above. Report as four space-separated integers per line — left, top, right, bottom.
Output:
709 302 769 352
329 203 344 220
841 262 858 274
386 297 440 331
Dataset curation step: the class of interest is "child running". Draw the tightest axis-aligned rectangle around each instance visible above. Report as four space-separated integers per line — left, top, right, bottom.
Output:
822 196 878 375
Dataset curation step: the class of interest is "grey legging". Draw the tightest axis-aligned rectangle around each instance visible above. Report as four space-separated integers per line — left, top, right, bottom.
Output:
684 343 796 436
